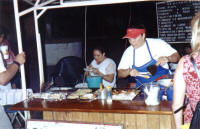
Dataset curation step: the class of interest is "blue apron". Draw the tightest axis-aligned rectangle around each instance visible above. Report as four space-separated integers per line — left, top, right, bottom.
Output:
131 40 169 87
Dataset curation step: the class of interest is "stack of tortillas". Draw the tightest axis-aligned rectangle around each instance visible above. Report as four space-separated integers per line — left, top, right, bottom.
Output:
67 89 92 99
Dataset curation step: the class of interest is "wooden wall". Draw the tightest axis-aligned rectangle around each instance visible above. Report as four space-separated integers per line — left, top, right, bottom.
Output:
43 111 175 129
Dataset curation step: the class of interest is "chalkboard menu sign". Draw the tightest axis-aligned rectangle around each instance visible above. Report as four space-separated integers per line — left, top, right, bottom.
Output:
156 1 200 43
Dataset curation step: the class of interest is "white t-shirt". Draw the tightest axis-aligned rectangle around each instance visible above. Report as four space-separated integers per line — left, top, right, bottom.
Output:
118 38 177 70
0 105 13 129
91 58 116 87
0 54 11 90
0 53 12 129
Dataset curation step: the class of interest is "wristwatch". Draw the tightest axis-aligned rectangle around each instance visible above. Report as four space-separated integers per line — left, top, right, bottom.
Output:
13 61 20 67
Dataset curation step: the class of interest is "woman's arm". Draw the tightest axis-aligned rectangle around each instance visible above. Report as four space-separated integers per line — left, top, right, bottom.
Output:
0 52 25 85
97 72 114 83
172 57 186 129
93 68 114 82
93 63 115 83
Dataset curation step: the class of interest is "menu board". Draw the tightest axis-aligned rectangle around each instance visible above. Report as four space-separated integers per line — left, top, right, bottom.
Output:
156 1 200 43
27 120 123 129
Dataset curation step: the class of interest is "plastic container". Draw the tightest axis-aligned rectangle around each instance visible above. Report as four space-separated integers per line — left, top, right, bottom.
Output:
166 86 173 101
144 82 160 106
86 76 102 88
159 85 165 101
157 79 172 88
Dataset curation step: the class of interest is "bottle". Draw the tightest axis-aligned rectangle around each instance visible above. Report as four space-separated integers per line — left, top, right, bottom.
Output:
100 83 103 91
106 86 112 104
98 83 106 99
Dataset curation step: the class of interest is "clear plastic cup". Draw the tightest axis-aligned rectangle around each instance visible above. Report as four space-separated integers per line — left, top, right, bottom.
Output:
144 82 160 106
166 86 173 101
98 89 107 100
106 86 112 104
0 45 9 59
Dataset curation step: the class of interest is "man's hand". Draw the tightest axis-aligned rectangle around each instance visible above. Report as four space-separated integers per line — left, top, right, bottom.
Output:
156 56 168 66
129 68 139 77
157 52 180 66
14 52 26 65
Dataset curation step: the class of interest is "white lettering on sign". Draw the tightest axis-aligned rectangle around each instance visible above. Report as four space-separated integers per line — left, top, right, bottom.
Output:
156 1 200 43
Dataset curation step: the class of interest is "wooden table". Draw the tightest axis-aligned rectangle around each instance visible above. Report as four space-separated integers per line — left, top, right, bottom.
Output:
10 97 175 129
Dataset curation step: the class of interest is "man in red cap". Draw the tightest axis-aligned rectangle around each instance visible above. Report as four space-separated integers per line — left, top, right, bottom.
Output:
117 25 180 87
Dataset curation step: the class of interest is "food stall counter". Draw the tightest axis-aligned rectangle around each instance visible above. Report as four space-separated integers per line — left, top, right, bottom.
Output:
10 96 175 129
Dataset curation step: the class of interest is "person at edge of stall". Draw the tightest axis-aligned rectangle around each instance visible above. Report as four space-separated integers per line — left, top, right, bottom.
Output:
117 24 180 88
86 46 117 88
0 51 25 129
172 12 200 129
0 27 20 89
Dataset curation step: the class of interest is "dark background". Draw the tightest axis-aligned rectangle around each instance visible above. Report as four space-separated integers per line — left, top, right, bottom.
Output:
38 1 160 66
0 1 190 92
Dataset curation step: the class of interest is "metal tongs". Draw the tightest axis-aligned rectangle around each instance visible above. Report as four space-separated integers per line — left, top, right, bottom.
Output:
135 78 146 90
137 74 150 79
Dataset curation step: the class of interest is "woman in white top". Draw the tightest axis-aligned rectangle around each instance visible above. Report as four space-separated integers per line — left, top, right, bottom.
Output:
88 46 116 87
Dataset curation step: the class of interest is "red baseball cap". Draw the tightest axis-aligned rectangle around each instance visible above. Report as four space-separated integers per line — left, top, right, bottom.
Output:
122 28 146 39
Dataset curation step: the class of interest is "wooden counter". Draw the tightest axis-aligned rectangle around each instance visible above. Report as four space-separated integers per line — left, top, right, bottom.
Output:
10 98 175 129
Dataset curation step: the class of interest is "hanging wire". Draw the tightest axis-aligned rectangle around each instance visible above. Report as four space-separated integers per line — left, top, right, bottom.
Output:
82 6 88 83
84 6 88 67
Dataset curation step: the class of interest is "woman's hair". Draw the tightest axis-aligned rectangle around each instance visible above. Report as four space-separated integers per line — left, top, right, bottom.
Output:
0 26 6 39
191 12 200 52
93 46 106 55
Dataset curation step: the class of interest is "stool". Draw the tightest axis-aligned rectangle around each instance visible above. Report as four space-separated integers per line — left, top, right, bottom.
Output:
4 105 25 128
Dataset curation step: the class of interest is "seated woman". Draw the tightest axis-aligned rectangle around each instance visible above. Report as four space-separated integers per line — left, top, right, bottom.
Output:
86 46 116 88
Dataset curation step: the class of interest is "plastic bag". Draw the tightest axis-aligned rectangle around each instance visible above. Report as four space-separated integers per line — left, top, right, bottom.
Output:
189 101 200 129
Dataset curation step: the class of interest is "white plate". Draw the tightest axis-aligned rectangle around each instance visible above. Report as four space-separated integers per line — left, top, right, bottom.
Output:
84 68 93 72
50 87 72 91
75 83 88 88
